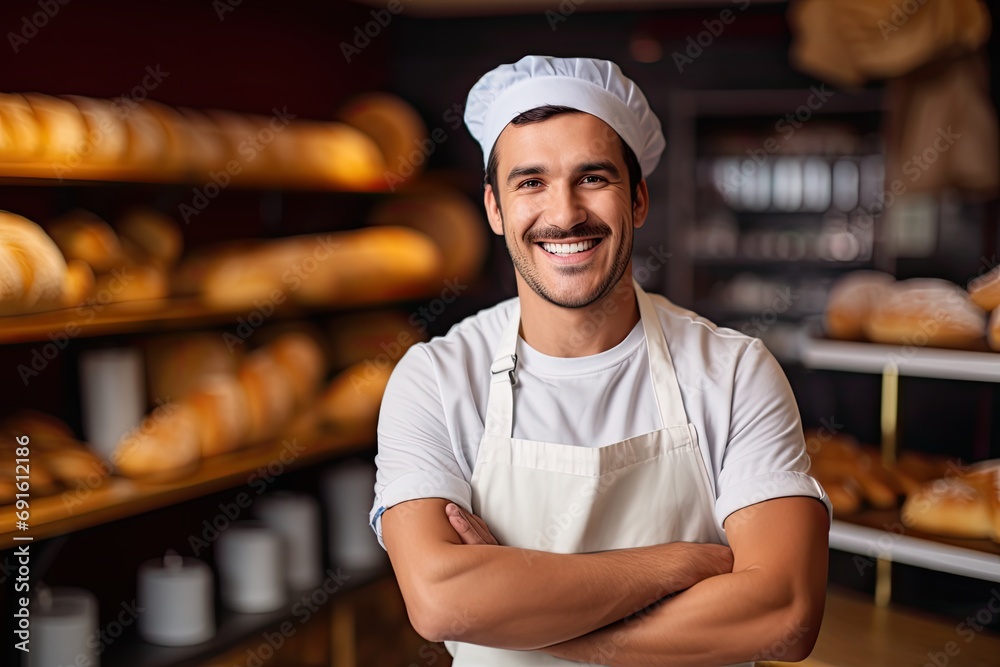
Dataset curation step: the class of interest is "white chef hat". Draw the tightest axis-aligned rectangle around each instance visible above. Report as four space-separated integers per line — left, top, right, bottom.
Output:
464 55 665 178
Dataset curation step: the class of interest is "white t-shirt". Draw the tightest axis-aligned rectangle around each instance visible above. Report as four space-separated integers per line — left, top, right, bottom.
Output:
370 291 830 547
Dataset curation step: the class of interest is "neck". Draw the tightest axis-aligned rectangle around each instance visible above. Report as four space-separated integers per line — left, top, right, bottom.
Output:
517 272 639 357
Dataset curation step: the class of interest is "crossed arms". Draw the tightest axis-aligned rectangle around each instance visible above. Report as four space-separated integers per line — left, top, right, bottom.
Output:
382 495 829 666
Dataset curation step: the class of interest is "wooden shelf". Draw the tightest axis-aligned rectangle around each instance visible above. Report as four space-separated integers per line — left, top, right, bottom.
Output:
0 163 389 193
0 430 373 545
830 512 1000 583
796 327 1000 383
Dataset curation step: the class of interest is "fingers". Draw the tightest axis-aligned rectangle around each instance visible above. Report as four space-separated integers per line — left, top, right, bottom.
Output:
445 503 498 545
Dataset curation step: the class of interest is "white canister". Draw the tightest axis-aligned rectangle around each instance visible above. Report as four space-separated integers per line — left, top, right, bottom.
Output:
255 492 323 590
79 347 146 460
137 552 214 646
321 460 386 570
28 586 99 667
216 522 286 613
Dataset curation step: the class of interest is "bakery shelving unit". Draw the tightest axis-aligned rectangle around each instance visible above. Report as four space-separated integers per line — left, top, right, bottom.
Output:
795 325 1000 603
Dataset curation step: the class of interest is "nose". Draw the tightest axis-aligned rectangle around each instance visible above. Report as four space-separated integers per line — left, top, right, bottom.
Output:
542 182 587 231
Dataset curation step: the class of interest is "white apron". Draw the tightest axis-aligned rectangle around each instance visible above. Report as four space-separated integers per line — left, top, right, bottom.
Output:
447 281 752 666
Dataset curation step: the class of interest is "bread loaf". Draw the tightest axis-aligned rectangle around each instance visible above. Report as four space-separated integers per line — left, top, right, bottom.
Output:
337 93 428 179
268 332 327 408
368 191 488 282
969 265 1000 312
238 351 295 443
316 359 393 437
23 93 88 164
902 477 994 539
122 103 168 175
294 226 444 306
63 96 129 167
0 93 43 160
113 403 200 480
864 278 987 350
824 270 894 340
0 211 69 315
183 373 251 457
287 121 386 190
47 210 125 272
145 333 240 403
116 208 183 267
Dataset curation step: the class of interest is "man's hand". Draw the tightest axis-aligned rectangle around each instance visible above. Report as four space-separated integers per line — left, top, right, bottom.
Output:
446 502 498 545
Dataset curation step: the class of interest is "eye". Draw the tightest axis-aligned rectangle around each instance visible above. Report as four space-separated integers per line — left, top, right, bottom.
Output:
518 179 543 189
581 175 606 184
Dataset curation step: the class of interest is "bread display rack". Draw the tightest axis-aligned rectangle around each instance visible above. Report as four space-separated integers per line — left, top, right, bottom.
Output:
796 327 1000 602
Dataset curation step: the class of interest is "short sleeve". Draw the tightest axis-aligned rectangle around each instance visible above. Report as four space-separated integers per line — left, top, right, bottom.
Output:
370 345 472 549
714 339 832 528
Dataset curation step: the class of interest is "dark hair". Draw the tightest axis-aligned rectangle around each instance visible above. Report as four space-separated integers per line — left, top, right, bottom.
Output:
483 105 643 213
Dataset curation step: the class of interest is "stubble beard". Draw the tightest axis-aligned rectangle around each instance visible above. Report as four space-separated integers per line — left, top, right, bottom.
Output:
502 214 634 309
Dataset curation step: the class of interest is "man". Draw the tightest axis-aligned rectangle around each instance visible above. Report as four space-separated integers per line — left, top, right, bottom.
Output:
371 55 831 666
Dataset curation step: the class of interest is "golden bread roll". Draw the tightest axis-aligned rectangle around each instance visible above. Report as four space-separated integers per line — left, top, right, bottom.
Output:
140 100 202 176
116 208 183 267
183 373 251 457
316 359 393 436
238 350 295 443
902 477 994 539
327 311 425 370
62 96 129 167
964 461 1000 542
267 332 327 408
989 308 1000 352
0 211 69 315
821 479 862 517
368 191 488 282
0 93 43 160
113 403 200 481
864 278 987 350
968 265 1000 312
287 121 386 190
47 210 125 272
122 103 168 175
38 448 104 486
177 107 228 174
23 93 89 164
294 226 444 306
337 92 428 177
198 240 300 310
824 270 895 340
145 333 240 403
205 110 272 184
62 259 95 307
93 264 168 303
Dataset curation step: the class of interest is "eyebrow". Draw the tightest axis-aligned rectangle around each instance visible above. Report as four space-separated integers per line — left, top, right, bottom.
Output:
506 160 621 185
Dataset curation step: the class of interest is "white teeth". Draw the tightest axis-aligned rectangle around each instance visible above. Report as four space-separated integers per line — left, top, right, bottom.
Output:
541 239 598 255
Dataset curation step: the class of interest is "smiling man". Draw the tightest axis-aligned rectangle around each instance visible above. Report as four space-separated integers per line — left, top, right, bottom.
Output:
371 55 831 666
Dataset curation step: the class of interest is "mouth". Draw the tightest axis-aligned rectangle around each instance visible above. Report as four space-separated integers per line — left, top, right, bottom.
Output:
536 238 604 256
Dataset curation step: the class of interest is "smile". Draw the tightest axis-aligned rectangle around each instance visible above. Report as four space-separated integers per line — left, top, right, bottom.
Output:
538 238 602 255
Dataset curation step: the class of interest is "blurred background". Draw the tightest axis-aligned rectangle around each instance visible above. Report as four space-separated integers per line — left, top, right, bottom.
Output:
1 1 1000 665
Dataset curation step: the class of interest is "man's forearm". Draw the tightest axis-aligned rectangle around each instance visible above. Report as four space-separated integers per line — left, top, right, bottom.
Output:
384 499 732 651
544 566 821 666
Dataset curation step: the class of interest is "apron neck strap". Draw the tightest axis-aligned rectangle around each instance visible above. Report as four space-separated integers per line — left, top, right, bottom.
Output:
484 280 689 437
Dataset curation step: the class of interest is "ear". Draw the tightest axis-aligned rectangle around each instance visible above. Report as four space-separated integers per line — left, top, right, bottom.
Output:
483 184 504 236
632 179 650 230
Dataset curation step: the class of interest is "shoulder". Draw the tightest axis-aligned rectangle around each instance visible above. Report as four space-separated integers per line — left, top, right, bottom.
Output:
647 292 759 366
